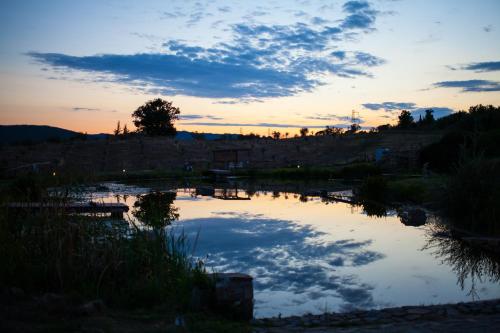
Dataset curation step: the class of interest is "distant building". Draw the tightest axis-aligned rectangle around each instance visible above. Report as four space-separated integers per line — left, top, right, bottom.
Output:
374 147 390 162
212 148 251 169
375 146 420 171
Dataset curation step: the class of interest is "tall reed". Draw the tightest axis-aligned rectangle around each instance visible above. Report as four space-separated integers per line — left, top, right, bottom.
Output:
0 177 211 309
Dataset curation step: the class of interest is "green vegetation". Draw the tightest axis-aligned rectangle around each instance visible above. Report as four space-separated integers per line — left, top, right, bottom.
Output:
132 98 180 136
357 175 445 206
0 201 210 310
0 175 253 332
97 169 204 182
420 105 500 172
5 172 94 201
397 110 415 129
444 156 500 235
416 105 500 235
95 163 382 183
386 178 430 204
233 163 382 181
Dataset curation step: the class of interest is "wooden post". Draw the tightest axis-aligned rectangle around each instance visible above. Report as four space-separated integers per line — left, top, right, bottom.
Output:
213 273 253 321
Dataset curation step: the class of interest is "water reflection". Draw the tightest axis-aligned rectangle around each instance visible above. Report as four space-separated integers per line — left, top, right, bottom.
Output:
92 183 500 317
132 191 179 230
194 184 393 219
177 211 385 314
352 198 388 218
424 223 500 299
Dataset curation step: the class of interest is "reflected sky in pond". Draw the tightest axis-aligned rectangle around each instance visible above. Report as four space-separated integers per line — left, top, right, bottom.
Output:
96 184 500 318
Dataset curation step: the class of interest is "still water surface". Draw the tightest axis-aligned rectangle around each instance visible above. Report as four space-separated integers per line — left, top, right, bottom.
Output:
89 182 500 318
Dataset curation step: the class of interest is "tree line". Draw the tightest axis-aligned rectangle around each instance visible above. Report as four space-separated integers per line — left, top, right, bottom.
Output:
113 99 499 142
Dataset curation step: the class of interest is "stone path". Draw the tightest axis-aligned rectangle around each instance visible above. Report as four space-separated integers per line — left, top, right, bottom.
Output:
253 299 500 332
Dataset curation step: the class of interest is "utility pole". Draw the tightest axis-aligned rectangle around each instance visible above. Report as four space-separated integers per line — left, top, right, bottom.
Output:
351 110 360 125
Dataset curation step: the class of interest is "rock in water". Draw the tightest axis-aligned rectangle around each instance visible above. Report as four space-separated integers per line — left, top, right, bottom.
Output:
398 207 427 227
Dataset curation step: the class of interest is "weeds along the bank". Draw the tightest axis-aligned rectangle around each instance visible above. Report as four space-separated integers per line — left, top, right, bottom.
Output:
357 175 441 205
444 155 500 236
232 163 382 180
0 178 212 310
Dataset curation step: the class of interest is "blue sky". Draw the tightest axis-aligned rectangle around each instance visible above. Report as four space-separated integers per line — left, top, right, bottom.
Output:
1 0 499 134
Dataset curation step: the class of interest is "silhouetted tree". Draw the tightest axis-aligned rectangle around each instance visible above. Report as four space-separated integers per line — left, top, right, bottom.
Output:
300 127 309 137
272 131 281 139
398 110 414 128
423 109 435 125
192 131 204 140
132 98 180 136
114 121 121 136
122 124 129 136
349 123 360 133
317 126 330 136
377 124 392 131
316 126 343 136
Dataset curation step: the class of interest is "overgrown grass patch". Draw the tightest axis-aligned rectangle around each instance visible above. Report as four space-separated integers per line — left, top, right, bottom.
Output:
0 210 211 310
0 175 214 311
444 157 500 235
234 163 381 181
357 175 446 206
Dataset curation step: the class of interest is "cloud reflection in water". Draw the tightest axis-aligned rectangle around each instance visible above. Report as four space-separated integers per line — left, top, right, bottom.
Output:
173 211 385 316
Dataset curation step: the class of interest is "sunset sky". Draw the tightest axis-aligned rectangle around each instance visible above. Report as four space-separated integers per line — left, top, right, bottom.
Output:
1 0 499 135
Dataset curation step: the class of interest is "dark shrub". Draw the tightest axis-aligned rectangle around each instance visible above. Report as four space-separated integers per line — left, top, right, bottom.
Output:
338 163 381 179
419 131 470 173
478 129 500 157
358 176 388 199
387 179 427 203
445 158 500 235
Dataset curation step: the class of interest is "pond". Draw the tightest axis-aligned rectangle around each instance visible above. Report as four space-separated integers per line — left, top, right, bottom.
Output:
86 182 500 318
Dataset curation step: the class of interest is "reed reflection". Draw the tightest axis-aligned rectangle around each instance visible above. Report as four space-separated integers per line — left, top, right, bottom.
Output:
424 223 500 299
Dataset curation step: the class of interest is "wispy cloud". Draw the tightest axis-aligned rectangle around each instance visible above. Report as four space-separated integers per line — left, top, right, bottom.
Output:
70 106 106 112
243 9 268 20
331 51 347 60
306 113 363 123
217 6 231 13
362 102 416 111
182 122 354 129
433 80 500 92
179 114 223 120
483 24 493 33
186 2 212 27
28 1 384 102
311 16 329 25
460 61 500 72
161 11 186 20
293 10 309 18
341 0 379 30
71 107 101 112
212 98 264 105
69 106 118 113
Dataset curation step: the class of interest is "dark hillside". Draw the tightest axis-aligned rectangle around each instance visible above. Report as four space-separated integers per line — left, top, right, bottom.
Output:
0 125 83 144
